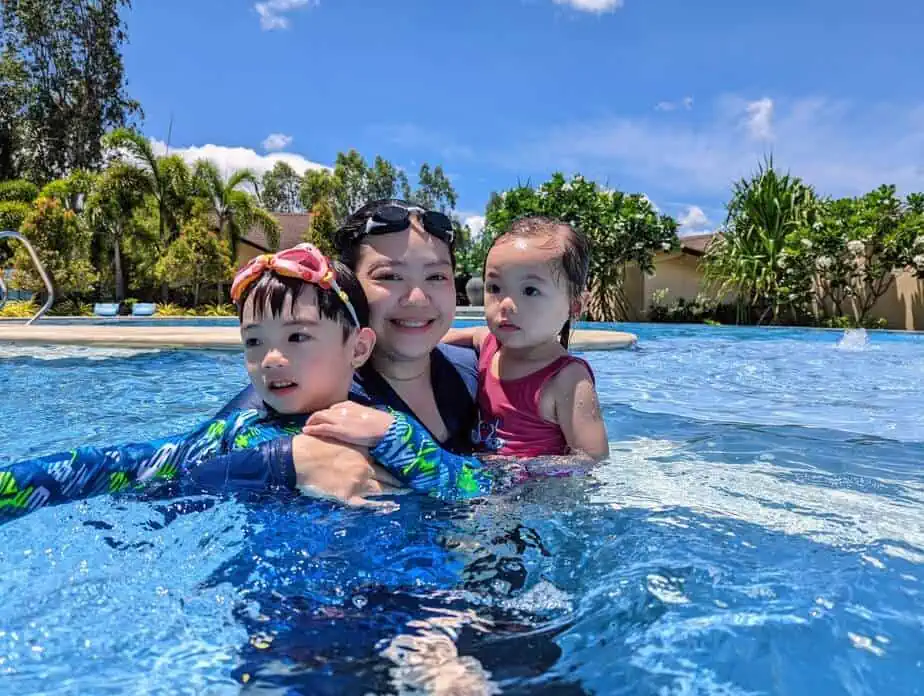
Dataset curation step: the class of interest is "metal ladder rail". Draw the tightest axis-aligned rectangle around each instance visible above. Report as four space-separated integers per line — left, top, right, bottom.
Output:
0 230 55 325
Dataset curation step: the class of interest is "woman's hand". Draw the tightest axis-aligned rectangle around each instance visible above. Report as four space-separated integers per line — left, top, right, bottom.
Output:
303 402 394 448
291 433 404 507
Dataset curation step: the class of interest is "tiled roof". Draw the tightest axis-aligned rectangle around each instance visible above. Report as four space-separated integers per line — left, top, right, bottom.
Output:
241 212 311 253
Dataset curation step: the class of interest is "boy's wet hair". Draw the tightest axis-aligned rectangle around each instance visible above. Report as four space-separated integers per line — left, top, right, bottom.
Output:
492 215 591 348
236 260 370 339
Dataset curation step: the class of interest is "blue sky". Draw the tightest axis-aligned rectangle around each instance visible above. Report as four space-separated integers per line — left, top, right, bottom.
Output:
122 0 924 236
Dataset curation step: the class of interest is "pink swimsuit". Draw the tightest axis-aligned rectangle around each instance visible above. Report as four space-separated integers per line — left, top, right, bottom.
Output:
471 333 595 457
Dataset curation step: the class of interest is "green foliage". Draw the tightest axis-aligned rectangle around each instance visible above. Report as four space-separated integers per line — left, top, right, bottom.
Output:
13 192 98 298
192 160 279 254
780 185 924 324
0 299 36 318
647 289 737 324
304 199 337 257
0 179 38 203
703 158 819 324
260 161 303 213
299 151 457 223
483 173 679 321
1 0 140 182
84 162 150 300
154 302 192 317
155 216 234 306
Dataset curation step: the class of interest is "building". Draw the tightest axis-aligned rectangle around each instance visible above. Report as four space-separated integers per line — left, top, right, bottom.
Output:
626 232 924 330
236 212 312 269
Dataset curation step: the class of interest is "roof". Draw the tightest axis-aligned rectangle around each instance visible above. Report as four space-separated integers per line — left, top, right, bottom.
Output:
241 212 311 253
678 232 717 257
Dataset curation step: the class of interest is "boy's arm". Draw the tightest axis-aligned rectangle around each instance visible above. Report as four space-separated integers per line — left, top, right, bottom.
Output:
0 410 287 524
549 362 609 463
442 326 490 351
370 410 499 500
1 433 196 523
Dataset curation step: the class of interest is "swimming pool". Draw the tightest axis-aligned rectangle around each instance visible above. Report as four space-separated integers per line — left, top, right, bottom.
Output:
1 326 922 694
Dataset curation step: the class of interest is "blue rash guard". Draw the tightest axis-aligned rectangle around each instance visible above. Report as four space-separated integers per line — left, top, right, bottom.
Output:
0 346 493 523
208 343 482 484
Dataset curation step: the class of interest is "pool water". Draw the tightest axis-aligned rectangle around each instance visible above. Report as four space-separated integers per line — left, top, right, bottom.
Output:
1 326 923 695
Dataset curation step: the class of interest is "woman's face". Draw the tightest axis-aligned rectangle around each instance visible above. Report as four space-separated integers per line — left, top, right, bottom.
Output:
353 216 456 364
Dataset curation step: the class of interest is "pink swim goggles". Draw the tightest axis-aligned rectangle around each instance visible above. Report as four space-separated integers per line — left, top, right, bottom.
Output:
230 243 359 327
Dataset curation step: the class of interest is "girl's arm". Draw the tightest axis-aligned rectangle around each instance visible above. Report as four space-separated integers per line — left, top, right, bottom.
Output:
442 326 490 351
547 362 609 463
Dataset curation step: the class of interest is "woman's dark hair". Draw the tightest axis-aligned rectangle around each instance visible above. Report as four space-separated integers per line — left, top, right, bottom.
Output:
492 215 591 348
235 260 370 339
334 198 456 270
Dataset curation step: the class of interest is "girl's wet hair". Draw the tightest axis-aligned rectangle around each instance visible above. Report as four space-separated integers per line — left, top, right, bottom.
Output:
236 260 370 339
492 215 591 348
335 198 456 270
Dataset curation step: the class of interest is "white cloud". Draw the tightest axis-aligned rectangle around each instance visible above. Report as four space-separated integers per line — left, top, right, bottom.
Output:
553 0 624 12
150 140 330 178
262 133 293 152
463 215 486 240
677 205 711 235
655 96 694 112
505 95 924 200
255 0 316 30
745 97 774 140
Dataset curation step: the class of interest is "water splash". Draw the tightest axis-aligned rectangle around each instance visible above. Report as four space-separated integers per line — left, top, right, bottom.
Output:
836 328 869 351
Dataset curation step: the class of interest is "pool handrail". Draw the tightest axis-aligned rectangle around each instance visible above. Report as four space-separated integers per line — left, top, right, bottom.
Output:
0 230 54 325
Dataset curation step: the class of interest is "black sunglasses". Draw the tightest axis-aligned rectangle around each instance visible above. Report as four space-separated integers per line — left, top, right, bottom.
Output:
357 204 454 245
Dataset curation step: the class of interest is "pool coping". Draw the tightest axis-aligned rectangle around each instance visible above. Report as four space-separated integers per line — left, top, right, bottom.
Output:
0 324 638 352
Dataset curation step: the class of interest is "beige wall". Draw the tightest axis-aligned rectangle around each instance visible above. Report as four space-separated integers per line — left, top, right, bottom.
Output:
870 271 924 330
631 253 924 330
643 252 705 308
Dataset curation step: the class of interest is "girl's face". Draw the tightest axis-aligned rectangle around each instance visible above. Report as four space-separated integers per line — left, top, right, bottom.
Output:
353 217 456 364
483 235 575 350
241 286 375 414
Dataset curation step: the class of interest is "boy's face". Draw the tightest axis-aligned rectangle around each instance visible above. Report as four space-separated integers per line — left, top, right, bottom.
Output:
241 286 375 414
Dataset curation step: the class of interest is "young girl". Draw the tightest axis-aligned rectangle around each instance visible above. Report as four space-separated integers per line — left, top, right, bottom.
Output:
444 216 608 462
0 244 494 523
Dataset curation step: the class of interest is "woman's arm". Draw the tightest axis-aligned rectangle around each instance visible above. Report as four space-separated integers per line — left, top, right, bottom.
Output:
442 326 490 351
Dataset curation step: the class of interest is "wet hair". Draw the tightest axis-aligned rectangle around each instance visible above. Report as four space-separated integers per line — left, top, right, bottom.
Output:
490 215 591 348
335 198 456 270
235 260 370 340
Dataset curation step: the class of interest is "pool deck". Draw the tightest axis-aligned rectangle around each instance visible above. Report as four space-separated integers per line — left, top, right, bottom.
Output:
0 323 637 352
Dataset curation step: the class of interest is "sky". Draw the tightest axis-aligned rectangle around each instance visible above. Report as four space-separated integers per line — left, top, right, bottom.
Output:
121 0 924 237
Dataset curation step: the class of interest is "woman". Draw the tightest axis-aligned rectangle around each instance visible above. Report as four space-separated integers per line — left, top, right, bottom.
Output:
209 199 479 502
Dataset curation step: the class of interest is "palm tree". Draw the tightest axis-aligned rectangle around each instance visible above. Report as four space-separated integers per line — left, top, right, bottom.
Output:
704 157 818 324
192 160 280 258
84 162 150 302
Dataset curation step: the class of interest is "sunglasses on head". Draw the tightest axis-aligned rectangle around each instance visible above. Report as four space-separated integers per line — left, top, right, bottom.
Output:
356 203 454 245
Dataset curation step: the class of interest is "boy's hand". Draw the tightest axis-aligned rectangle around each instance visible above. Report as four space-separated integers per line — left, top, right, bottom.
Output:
291 433 404 506
303 402 394 448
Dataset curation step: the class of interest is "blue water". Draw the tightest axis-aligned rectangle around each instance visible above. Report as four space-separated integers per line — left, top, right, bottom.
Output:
1 326 923 695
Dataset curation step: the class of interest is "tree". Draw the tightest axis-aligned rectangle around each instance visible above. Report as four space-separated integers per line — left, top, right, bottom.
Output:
84 162 150 301
261 161 303 213
303 199 336 257
12 174 98 300
299 150 457 224
484 173 679 321
192 160 280 257
703 158 819 324
0 53 29 181
102 128 188 250
781 186 924 326
0 178 38 264
1 0 140 182
414 164 457 212
155 216 233 306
